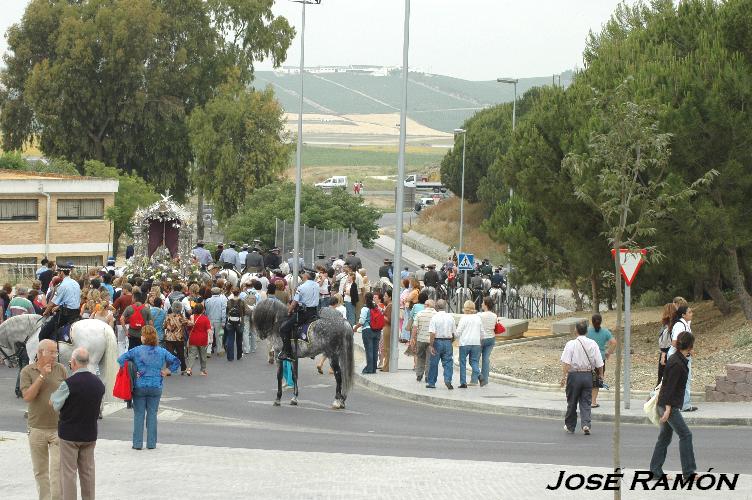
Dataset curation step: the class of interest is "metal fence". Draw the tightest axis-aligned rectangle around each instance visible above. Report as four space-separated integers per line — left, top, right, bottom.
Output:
0 263 101 285
274 218 354 268
445 291 556 319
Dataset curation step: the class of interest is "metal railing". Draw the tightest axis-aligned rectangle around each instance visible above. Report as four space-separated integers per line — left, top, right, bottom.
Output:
274 218 354 268
443 288 556 319
0 263 101 285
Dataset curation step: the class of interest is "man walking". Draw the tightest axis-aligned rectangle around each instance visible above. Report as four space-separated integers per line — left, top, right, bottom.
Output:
560 320 603 435
51 348 105 500
411 299 436 382
20 339 67 500
205 287 227 356
426 299 455 390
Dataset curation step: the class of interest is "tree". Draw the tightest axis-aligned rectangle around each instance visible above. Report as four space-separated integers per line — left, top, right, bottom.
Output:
564 85 715 497
0 151 79 175
82 160 159 257
188 76 292 223
223 183 381 249
0 0 294 198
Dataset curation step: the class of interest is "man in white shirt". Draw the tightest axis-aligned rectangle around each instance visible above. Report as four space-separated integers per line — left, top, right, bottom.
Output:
560 320 604 435
426 299 456 389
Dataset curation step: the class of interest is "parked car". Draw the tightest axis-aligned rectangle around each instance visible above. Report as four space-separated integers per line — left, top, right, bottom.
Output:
315 176 348 189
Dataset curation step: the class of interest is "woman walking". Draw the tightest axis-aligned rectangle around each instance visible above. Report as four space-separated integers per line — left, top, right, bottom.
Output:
186 303 211 376
456 300 482 388
117 326 180 450
669 305 697 412
224 288 245 361
477 297 497 387
586 313 616 408
164 302 189 374
355 292 380 374
649 331 697 480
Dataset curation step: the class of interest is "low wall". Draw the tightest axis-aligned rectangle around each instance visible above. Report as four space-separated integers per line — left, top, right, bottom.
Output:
706 363 752 402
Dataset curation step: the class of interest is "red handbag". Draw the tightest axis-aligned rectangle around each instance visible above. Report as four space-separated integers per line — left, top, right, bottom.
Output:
113 361 133 400
494 321 506 335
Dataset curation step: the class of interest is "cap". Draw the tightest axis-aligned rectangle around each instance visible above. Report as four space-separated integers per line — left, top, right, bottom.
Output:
59 261 75 270
107 256 115 263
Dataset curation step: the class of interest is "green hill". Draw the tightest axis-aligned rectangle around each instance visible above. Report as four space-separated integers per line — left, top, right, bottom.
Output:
253 69 573 133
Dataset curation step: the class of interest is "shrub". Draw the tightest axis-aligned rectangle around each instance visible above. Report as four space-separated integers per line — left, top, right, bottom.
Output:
638 289 663 308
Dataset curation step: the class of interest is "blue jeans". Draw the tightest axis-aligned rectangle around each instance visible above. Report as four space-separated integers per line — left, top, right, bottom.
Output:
283 360 294 386
345 302 356 326
480 337 495 383
650 406 696 477
427 339 453 386
362 328 381 373
224 322 243 361
459 345 481 385
132 386 162 449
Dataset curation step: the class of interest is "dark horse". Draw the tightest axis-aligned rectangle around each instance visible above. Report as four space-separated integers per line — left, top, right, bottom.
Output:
253 299 354 409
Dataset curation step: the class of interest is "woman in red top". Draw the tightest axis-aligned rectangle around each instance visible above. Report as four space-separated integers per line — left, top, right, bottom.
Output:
186 303 211 376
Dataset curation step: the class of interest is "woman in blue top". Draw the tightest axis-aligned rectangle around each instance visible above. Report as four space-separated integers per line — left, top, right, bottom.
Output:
117 325 179 450
354 292 380 374
586 313 616 408
150 297 167 346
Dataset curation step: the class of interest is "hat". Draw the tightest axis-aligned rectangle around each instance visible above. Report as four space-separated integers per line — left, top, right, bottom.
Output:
252 247 260 252
383 258 392 264
347 250 356 254
229 241 237 247
330 256 336 261
107 256 115 263
242 244 249 250
317 253 325 259
428 263 436 268
272 247 280 253
59 261 75 270
217 242 224 247
196 240 205 246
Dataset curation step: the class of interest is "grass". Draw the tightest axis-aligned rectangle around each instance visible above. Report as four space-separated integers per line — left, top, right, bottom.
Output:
415 197 507 263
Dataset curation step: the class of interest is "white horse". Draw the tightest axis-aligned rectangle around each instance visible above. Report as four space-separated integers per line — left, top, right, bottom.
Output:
280 261 290 276
0 315 119 402
240 272 261 288
216 268 241 288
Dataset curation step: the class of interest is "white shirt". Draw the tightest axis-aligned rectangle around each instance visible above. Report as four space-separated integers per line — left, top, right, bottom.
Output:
334 305 347 319
561 336 604 372
259 276 269 292
478 311 497 340
429 311 456 339
668 319 691 357
457 314 483 346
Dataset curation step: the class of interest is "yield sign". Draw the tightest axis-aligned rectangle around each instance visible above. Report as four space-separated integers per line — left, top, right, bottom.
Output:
611 249 646 287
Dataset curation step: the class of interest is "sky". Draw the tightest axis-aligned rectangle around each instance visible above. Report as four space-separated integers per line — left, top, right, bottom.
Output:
0 0 629 81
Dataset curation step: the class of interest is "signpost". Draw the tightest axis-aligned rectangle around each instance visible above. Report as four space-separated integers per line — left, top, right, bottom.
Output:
458 252 474 271
612 248 646 409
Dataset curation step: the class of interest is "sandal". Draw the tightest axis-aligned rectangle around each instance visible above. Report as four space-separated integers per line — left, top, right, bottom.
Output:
200 370 208 376
185 369 192 376
317 366 324 375
592 403 600 408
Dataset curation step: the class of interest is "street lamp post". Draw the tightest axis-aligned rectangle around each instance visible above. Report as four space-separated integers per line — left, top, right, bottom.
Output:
496 77 518 280
388 0 410 373
454 128 467 301
291 0 321 290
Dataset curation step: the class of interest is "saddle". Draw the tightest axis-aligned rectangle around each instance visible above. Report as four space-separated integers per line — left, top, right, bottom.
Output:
294 321 313 343
40 316 76 345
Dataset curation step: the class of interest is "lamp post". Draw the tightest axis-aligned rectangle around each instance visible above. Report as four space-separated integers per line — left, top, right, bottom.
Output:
496 77 518 280
388 0 410 373
454 128 467 300
291 0 321 290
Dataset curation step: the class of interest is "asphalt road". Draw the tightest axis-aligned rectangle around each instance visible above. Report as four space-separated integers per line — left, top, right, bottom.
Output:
1 343 750 474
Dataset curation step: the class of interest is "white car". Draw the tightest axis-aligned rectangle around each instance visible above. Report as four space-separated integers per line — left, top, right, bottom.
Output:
315 176 348 189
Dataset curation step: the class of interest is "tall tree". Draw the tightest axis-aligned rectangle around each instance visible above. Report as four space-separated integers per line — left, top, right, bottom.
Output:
188 76 292 222
0 0 294 198
564 85 715 497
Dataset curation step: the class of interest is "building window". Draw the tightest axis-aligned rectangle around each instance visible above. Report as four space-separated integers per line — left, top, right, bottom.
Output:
0 257 37 265
0 199 38 221
57 199 104 220
55 255 103 267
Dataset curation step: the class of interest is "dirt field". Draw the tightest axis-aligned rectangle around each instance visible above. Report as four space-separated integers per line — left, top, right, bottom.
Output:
283 113 452 138
491 301 752 392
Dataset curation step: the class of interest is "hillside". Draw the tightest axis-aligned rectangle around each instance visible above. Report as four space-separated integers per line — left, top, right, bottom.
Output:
254 69 573 133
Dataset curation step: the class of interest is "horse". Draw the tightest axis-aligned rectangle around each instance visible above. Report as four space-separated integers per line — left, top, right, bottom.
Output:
253 299 354 409
0 315 119 401
216 268 241 288
422 286 438 302
240 272 261 288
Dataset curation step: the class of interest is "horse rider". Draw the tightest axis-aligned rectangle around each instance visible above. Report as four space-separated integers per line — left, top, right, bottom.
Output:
480 258 493 277
38 262 81 342
378 258 392 280
192 240 213 270
101 256 117 276
219 242 239 270
264 247 282 270
345 250 362 271
491 268 504 288
237 244 249 271
213 242 224 263
315 253 329 270
415 264 427 284
287 252 305 273
277 269 319 361
423 263 440 288
245 246 264 273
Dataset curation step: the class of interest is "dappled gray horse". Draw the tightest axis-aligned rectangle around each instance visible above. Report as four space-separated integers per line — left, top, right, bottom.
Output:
253 299 354 409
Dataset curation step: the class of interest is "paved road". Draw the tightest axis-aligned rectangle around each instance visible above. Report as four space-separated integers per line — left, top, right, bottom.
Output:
1 348 750 474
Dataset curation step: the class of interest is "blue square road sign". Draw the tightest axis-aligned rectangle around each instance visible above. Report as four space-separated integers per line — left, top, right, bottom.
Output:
458 252 474 271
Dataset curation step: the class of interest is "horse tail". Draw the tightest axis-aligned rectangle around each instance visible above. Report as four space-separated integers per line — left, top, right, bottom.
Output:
99 325 119 402
341 326 354 396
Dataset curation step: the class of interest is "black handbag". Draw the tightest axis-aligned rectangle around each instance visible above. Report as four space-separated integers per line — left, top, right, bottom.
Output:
577 338 604 388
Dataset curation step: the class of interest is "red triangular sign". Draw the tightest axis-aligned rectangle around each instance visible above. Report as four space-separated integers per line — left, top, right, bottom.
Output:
611 249 646 287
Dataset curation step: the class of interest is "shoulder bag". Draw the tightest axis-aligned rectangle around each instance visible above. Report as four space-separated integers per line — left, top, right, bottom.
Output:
577 338 604 388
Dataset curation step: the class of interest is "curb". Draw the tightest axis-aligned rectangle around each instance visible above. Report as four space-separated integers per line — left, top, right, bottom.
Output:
352 344 751 426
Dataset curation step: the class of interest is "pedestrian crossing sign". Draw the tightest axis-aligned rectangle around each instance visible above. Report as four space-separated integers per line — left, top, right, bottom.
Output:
458 252 474 271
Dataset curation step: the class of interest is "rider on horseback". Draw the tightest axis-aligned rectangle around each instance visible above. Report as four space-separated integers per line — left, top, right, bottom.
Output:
278 269 319 361
38 263 81 343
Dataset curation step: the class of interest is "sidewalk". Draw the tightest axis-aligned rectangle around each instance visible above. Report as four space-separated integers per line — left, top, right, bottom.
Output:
353 337 752 427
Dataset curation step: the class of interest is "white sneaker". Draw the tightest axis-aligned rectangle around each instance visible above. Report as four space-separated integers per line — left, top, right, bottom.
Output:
564 425 574 434
583 426 591 435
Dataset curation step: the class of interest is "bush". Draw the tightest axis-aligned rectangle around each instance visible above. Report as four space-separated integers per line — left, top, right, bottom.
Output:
638 289 663 308
734 328 752 349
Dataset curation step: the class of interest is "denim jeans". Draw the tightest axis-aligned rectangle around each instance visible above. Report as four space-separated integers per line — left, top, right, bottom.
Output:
224 322 244 361
427 339 453 386
132 386 162 449
362 328 381 373
459 344 481 385
650 406 697 477
480 337 495 383
345 302 356 326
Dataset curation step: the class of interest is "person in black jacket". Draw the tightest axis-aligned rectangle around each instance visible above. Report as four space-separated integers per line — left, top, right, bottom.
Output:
649 331 696 480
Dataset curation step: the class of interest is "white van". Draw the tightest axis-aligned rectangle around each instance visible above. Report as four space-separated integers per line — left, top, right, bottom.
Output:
315 176 348 189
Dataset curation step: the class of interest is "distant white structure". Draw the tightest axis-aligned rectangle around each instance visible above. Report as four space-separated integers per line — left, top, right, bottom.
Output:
274 65 396 77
